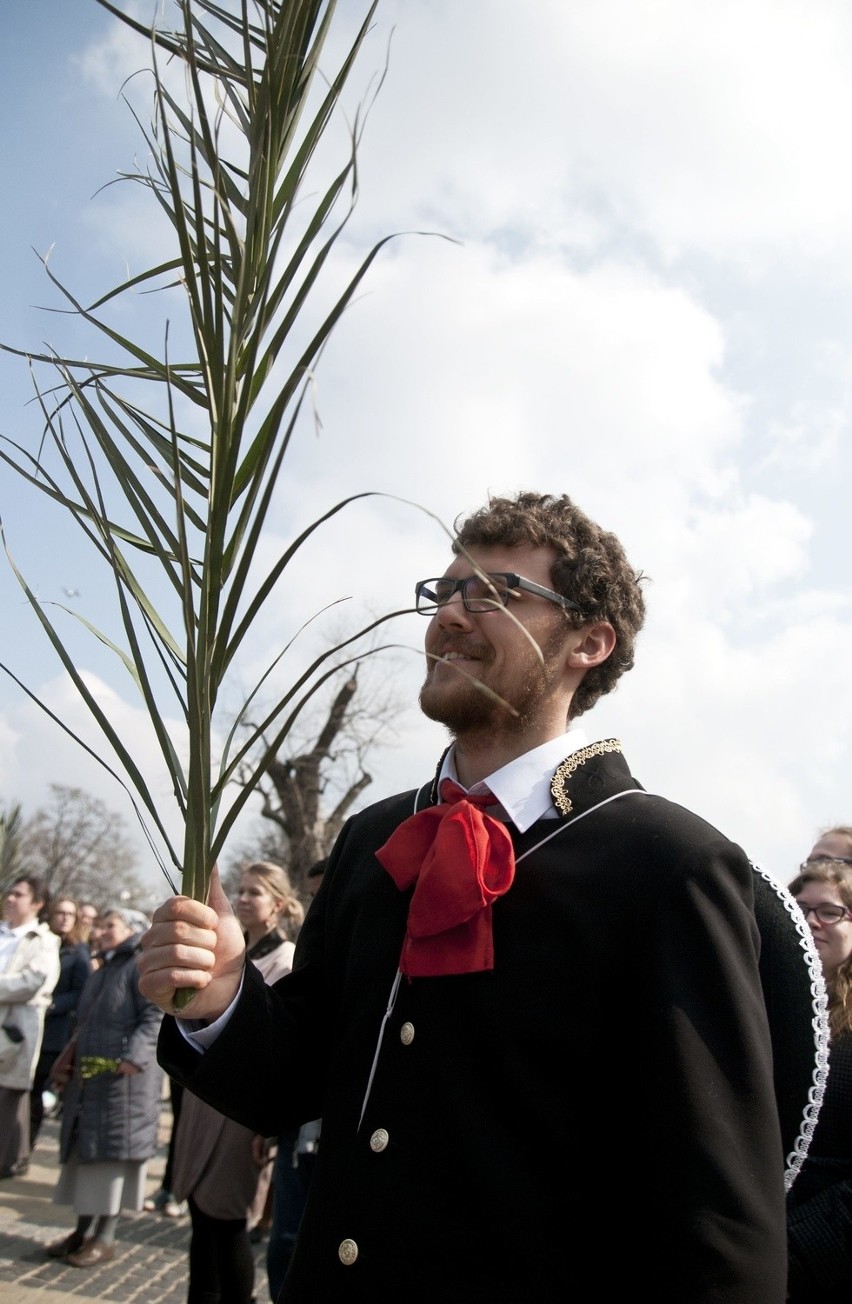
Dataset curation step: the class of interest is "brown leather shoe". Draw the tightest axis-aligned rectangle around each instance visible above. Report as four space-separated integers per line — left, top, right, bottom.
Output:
66 1238 117 1267
45 1231 85 1259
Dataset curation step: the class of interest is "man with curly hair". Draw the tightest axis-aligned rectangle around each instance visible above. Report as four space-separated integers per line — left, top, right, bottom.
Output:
139 490 819 1303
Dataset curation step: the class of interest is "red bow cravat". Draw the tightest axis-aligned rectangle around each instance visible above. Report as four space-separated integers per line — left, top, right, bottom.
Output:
375 778 516 977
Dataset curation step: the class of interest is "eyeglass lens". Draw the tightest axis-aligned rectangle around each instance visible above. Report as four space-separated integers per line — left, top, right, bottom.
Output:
796 902 849 924
418 576 510 612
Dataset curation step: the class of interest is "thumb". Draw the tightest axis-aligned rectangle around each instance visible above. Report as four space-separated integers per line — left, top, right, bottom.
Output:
207 864 235 919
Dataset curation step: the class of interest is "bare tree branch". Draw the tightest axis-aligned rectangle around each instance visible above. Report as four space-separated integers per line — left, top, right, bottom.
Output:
231 659 406 895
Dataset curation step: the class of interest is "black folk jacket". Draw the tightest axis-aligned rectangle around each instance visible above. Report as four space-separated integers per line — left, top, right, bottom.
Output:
159 748 820 1304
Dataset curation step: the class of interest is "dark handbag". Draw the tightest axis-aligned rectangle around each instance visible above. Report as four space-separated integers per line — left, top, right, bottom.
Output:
50 1035 77 1087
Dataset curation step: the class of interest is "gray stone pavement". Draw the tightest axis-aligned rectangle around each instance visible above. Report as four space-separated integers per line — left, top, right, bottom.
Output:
0 1104 271 1303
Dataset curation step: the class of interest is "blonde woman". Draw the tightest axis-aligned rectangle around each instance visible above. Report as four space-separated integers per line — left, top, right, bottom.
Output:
787 828 852 1304
171 861 304 1304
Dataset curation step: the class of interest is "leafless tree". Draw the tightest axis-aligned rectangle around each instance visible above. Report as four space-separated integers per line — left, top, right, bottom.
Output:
231 661 406 897
0 803 24 888
13 784 147 909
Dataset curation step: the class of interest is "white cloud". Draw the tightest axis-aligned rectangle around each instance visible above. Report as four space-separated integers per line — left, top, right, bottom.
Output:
0 671 203 893
346 0 852 272
765 400 848 472
294 239 743 507
1 1 850 899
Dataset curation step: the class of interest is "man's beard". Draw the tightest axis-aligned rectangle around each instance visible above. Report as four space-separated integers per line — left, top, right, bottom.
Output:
419 661 504 736
419 629 564 740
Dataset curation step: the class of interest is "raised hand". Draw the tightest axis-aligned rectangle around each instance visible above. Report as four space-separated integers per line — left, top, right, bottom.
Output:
138 866 246 1021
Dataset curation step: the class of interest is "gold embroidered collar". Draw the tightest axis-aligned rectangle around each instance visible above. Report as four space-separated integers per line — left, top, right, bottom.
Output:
550 738 623 815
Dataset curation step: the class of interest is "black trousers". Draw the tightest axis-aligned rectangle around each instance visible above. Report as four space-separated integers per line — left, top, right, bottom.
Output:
162 1078 184 1192
29 1048 59 1149
186 1195 254 1304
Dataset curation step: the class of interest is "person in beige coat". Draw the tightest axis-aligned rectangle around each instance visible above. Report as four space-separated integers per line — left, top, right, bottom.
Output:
171 861 304 1304
0 874 60 1178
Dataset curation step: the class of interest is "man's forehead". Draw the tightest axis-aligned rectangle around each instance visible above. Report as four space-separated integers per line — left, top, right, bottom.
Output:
443 542 557 576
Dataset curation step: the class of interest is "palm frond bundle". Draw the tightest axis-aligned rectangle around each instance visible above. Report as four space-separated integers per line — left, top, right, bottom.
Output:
0 0 406 950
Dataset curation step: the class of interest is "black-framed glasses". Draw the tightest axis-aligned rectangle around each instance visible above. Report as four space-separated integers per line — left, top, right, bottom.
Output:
794 901 852 926
799 855 852 872
415 573 583 616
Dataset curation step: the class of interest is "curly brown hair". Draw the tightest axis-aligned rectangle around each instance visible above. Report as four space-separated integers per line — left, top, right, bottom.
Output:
453 491 648 719
788 853 852 1040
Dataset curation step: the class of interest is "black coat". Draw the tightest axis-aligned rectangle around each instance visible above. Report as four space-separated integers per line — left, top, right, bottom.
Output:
787 1033 852 1302
160 749 819 1304
42 940 91 1054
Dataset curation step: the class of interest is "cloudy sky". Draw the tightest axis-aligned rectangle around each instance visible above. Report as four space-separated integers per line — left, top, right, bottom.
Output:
0 0 850 898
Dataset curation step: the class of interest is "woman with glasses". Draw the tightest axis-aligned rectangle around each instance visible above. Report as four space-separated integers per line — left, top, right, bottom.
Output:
786 828 852 1304
27 897 91 1161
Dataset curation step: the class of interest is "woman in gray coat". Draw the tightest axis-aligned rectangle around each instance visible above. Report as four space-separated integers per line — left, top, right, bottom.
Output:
45 906 163 1269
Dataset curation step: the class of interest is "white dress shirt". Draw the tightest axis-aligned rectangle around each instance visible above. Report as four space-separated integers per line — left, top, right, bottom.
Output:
0 920 33 973
439 728 590 832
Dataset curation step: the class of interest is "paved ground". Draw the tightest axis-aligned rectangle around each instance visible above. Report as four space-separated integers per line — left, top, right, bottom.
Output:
0 1103 271 1303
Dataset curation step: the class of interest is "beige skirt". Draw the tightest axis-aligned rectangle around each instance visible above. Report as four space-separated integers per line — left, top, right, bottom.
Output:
53 1151 147 1216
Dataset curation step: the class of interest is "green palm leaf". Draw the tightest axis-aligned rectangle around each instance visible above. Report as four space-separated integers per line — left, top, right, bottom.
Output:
0 0 431 1006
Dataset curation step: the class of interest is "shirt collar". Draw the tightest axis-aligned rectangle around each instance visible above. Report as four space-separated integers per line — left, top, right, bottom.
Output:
0 920 38 940
439 728 591 833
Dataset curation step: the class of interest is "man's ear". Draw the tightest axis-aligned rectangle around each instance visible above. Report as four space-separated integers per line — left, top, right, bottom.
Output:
566 621 616 670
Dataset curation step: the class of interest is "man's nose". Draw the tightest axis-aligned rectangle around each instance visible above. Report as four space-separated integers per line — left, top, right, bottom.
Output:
435 591 475 629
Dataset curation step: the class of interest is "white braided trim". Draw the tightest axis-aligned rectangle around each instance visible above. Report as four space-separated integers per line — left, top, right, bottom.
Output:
750 861 830 1192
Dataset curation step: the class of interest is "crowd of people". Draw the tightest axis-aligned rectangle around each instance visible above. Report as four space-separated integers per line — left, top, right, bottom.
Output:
0 864 323 1300
1 492 850 1303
